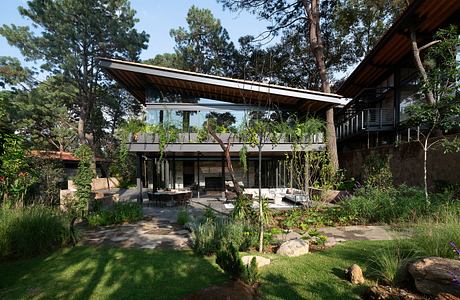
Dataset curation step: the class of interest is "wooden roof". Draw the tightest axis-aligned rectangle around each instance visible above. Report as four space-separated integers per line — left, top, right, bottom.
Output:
337 0 460 98
99 58 346 113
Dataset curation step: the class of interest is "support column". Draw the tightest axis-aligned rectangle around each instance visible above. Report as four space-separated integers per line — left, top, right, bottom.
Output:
222 155 226 200
136 153 143 204
172 154 176 189
152 158 157 192
197 153 200 199
275 160 280 189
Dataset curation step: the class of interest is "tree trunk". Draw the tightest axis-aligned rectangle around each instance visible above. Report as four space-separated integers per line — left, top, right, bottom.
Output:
326 107 339 172
410 30 436 105
303 0 339 173
423 139 429 204
207 123 243 198
78 109 97 177
258 144 264 253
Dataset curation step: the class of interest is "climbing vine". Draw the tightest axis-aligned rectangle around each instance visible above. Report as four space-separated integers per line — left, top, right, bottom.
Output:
74 144 94 217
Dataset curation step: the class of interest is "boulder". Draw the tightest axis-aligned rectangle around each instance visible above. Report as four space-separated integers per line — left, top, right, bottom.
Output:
276 239 309 257
364 285 425 300
241 255 271 268
273 231 302 242
346 264 365 285
408 257 460 297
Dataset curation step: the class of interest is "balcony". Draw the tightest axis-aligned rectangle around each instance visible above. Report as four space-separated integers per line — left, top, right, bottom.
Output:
127 132 325 153
336 108 394 141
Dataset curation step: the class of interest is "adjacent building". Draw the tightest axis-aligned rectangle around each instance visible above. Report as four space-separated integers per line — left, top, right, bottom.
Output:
335 0 460 186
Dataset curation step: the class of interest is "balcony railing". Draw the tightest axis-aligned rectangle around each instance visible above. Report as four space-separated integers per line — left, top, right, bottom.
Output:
336 108 394 140
130 132 324 144
127 132 325 153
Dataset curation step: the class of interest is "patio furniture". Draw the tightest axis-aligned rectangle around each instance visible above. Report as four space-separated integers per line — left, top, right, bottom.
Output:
147 191 192 207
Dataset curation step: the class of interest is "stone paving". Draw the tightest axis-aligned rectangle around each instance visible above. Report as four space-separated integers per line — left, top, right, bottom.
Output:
81 188 396 250
80 216 191 250
319 225 395 241
80 197 227 250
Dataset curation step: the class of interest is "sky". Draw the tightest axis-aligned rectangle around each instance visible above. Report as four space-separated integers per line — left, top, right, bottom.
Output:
0 0 274 67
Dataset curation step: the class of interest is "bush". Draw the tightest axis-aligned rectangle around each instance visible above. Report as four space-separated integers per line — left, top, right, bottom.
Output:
243 257 259 285
0 205 72 259
338 185 460 224
231 196 254 221
216 243 245 280
191 219 258 256
402 212 460 259
202 207 216 223
87 202 143 227
369 212 460 287
362 153 393 189
177 208 190 226
368 243 415 286
191 220 218 256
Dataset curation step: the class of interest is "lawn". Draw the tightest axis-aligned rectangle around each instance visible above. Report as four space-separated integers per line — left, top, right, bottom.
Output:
259 240 389 299
0 241 390 300
0 247 227 300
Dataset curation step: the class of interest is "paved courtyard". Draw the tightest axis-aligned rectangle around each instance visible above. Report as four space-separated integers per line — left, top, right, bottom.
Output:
81 188 396 250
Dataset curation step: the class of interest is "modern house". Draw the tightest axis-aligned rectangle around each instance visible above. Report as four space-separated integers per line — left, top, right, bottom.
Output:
335 0 460 186
99 58 345 201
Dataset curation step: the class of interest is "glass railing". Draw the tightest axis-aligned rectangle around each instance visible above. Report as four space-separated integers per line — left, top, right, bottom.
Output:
336 108 394 140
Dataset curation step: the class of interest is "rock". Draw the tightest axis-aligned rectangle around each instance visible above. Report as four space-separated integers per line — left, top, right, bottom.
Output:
241 255 271 268
273 231 302 242
174 229 189 235
276 238 309 257
408 257 460 297
346 264 365 285
110 236 128 242
364 285 425 300
324 236 337 248
436 293 460 300
140 243 158 249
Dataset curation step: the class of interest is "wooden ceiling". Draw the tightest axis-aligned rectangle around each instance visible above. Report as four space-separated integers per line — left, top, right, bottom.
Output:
99 58 345 114
337 0 460 98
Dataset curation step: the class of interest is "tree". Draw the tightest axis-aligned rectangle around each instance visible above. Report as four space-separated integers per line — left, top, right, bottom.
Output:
406 26 460 202
218 0 406 174
241 110 282 252
0 0 149 170
169 5 237 75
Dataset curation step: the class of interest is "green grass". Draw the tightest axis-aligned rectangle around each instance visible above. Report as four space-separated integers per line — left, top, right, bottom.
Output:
0 246 227 300
258 240 390 300
0 241 391 300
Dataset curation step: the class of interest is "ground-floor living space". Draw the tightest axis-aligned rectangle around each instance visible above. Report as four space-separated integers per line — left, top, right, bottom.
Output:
136 153 296 197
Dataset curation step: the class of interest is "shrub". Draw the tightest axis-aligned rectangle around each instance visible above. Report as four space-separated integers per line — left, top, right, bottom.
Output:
338 185 460 224
402 212 460 259
368 243 415 286
362 153 393 189
202 207 216 223
216 243 245 280
231 196 254 221
243 257 259 285
0 205 72 259
369 213 460 287
87 202 143 227
191 219 258 256
177 208 190 226
191 220 219 256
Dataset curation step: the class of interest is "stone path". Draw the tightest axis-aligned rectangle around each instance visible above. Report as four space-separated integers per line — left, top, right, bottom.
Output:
319 225 395 241
80 216 190 250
